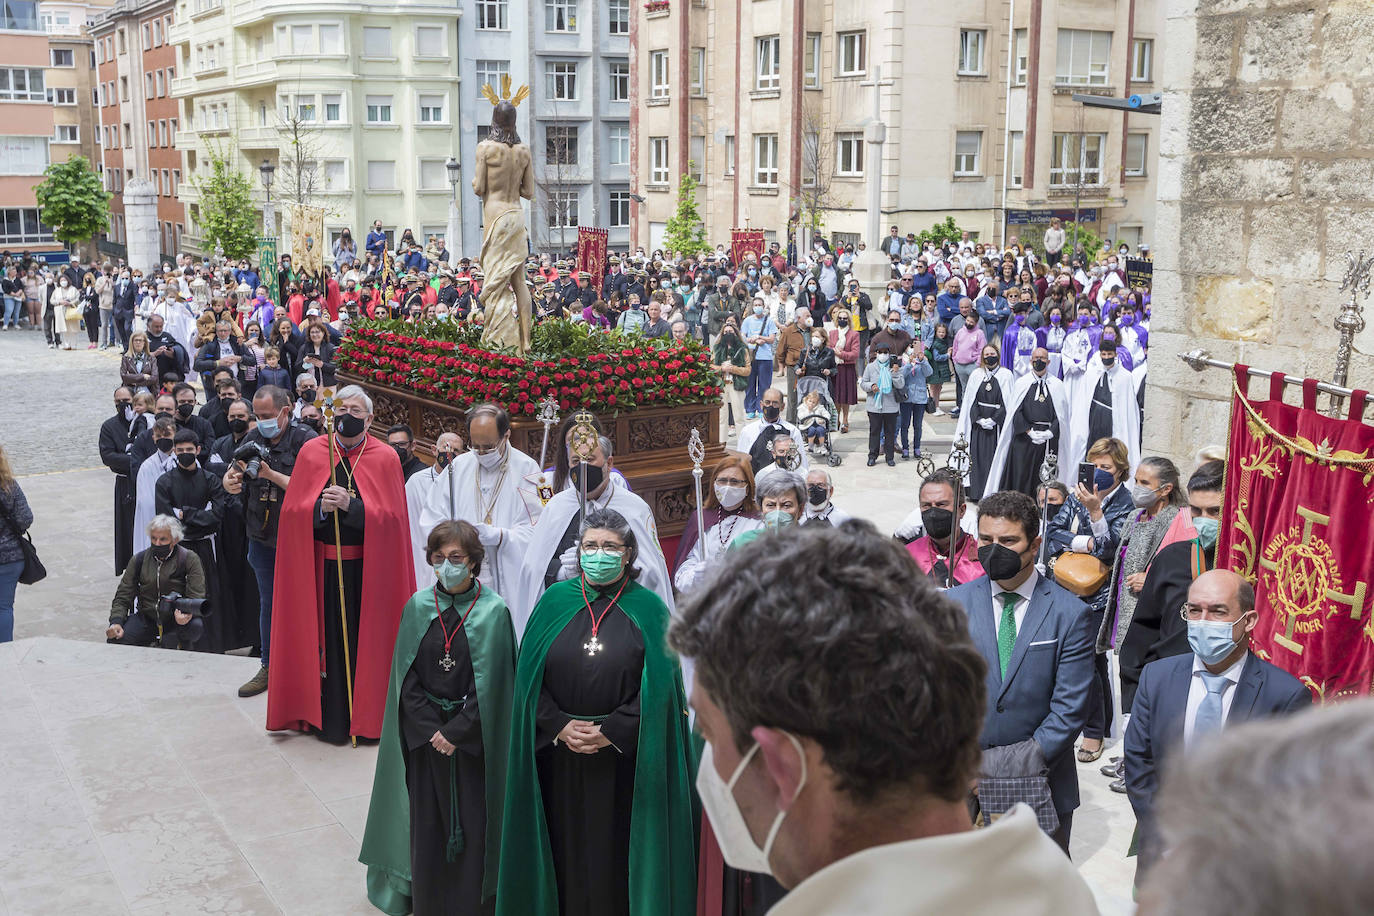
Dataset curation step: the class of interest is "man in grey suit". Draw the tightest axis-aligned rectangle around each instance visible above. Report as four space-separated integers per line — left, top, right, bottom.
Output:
1124 568 1311 882
946 489 1094 854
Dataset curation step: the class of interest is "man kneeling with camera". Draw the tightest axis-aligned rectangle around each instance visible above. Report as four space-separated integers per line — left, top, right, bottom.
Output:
106 514 208 649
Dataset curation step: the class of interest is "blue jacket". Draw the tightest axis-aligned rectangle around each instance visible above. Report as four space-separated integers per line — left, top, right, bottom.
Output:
935 291 962 324
365 229 388 257
1045 484 1136 613
910 271 938 300
1125 652 1310 876
947 573 1094 815
899 358 933 404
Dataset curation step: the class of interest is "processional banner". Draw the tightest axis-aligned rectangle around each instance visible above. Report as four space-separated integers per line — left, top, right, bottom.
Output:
290 205 327 279
1217 365 1374 700
257 236 278 305
576 227 608 284
730 228 765 267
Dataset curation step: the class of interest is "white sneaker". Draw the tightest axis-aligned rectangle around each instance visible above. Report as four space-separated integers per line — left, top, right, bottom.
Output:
47 343 56 349
727 427 737 438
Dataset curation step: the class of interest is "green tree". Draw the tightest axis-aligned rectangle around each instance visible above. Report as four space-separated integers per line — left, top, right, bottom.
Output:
193 151 258 261
913 216 970 249
32 156 110 246
1062 222 1105 259
662 165 708 257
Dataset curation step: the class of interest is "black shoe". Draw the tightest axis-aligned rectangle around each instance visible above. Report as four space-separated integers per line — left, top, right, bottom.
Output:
886 458 896 467
867 457 877 467
1109 777 1128 794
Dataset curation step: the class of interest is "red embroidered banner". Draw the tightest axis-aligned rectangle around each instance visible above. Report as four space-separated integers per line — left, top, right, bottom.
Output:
576 227 608 286
1217 365 1374 700
730 228 765 268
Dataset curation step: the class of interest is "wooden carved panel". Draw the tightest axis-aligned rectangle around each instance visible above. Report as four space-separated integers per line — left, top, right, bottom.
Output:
626 411 713 456
421 407 463 445
372 392 409 431
654 484 695 525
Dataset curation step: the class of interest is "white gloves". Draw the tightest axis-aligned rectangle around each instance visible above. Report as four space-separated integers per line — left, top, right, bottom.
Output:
557 544 580 581
977 417 997 430
475 523 503 547
1028 429 1053 444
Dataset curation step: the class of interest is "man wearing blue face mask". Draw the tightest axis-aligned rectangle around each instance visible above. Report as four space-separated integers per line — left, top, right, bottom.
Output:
1124 568 1310 885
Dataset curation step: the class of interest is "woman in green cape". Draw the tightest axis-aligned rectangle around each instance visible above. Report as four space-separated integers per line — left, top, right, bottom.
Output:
360 520 517 915
497 507 696 916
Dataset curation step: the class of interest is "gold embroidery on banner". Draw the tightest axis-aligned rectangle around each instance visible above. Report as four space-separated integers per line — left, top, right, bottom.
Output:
1257 506 1372 655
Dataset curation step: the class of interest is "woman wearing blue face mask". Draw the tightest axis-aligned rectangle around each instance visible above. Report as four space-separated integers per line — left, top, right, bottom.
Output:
361 519 518 916
498 507 695 916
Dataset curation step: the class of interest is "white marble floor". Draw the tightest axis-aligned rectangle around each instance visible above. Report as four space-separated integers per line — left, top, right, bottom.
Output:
0 635 1140 915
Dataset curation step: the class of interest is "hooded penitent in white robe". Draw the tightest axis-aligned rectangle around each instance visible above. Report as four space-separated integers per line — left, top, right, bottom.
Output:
1065 358 1141 473
983 372 1073 497
132 450 178 555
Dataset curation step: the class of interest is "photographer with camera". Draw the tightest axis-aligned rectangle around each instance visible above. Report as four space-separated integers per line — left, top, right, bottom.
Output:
222 385 315 698
106 515 207 649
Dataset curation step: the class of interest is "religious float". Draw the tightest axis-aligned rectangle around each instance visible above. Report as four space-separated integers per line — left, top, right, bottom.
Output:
335 319 726 539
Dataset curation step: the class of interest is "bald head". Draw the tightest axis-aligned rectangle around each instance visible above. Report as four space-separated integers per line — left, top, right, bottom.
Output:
1190 568 1255 615
435 432 463 453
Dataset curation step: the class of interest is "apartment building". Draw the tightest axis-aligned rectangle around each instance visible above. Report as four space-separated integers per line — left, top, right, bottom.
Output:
91 0 184 261
0 0 61 258
45 1 110 250
633 0 1162 253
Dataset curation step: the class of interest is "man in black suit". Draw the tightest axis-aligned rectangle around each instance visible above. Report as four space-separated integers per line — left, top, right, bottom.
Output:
144 314 187 384
1125 568 1311 882
112 267 137 348
946 490 1094 854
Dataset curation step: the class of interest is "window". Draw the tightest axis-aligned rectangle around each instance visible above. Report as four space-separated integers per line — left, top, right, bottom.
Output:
417 93 445 123
297 97 316 122
0 68 46 102
160 168 169 196
155 69 164 95
753 133 778 186
608 0 628 35
954 130 981 175
608 125 629 165
123 123 131 146
1007 130 1024 187
120 75 128 100
322 159 346 191
546 61 577 100
609 190 630 228
159 119 168 144
803 33 821 89
50 48 74 67
957 29 985 75
0 136 49 175
1132 38 1153 82
365 95 393 124
547 190 578 228
609 60 629 101
1056 29 1112 86
1050 132 1106 186
650 136 669 184
649 50 669 99
0 209 55 245
836 132 863 176
152 17 161 45
690 48 705 96
476 0 507 29
1125 131 1148 176
323 93 342 122
837 31 865 76
724 134 735 175
48 87 75 105
545 0 577 32
415 25 444 57
319 24 342 54
362 26 391 57
418 158 446 189
1013 29 1028 85
53 124 78 143
145 72 155 98
142 23 150 48
546 124 578 164
475 60 509 99
755 36 780 90
147 120 155 144
366 160 396 189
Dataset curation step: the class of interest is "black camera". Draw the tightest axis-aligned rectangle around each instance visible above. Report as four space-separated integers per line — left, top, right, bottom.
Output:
234 440 271 479
158 592 209 619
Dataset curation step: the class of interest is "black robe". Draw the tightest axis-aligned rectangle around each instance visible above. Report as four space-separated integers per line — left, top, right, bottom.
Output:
314 468 365 744
210 432 261 653
1086 374 1115 462
154 465 227 650
400 594 489 916
968 377 1007 500
1000 377 1060 498
99 413 137 574
534 586 643 916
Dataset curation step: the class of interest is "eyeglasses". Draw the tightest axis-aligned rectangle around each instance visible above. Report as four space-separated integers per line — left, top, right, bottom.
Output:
579 542 626 555
471 442 502 455
432 552 469 565
1180 603 1239 622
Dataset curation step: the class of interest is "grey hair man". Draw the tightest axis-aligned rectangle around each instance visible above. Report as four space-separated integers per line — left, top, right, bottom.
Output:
106 513 207 648
293 371 320 419
801 468 851 528
670 521 1097 913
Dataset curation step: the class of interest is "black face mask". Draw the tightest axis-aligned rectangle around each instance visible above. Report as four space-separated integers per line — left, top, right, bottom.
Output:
336 413 366 437
1100 356 1116 368
571 462 605 493
761 404 781 422
303 417 323 432
435 451 454 470
978 543 1027 581
176 451 198 469
807 484 829 507
150 543 174 560
392 443 411 462
837 319 849 328
1031 359 1049 373
176 402 195 419
922 507 954 540
228 418 249 435
299 390 317 404
983 355 1000 368
155 438 174 453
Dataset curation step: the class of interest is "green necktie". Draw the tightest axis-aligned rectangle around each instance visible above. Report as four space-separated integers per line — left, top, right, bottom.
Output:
997 592 1018 678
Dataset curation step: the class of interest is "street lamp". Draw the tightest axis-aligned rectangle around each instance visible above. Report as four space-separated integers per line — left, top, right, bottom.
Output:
445 156 464 256
259 159 275 238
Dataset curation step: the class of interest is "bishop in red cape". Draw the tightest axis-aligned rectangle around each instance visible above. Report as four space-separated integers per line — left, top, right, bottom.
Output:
267 385 416 743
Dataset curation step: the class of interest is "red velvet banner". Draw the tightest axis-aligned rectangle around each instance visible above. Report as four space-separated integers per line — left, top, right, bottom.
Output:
1217 365 1374 700
576 227 608 285
730 228 765 268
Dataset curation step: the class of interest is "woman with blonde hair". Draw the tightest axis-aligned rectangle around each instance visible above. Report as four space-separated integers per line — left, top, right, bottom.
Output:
121 331 158 394
0 444 34 641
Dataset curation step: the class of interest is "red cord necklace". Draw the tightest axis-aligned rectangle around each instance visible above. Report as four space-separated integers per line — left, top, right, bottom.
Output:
432 581 482 671
579 574 628 658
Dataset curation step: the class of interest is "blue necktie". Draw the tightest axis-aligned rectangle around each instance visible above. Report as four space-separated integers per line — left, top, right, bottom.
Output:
1193 672 1229 738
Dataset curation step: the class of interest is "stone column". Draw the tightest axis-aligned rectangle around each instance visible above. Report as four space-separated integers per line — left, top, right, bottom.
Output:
1148 0 1374 468
851 67 895 326
123 178 160 274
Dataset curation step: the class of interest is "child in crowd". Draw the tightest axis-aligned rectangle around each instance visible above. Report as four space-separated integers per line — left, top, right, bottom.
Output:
799 389 831 452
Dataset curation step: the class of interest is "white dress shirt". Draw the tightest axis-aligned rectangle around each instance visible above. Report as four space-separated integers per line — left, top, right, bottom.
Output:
1183 650 1247 745
993 568 1040 643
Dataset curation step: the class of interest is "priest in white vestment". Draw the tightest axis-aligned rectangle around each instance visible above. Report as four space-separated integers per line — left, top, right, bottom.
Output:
405 432 465 586
132 424 179 555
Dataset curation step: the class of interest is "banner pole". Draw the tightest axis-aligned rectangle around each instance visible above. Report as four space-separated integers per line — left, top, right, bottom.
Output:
1180 350 1371 418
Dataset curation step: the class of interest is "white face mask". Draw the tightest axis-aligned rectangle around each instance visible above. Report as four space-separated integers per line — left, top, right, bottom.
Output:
696 735 807 875
475 441 506 470
714 482 747 510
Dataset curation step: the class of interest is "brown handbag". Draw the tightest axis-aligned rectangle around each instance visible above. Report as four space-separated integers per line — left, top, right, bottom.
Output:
1052 552 1110 596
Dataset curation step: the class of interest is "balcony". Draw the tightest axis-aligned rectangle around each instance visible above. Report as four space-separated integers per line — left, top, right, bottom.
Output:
236 125 278 149
233 59 278 88
174 129 199 148
167 19 192 44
